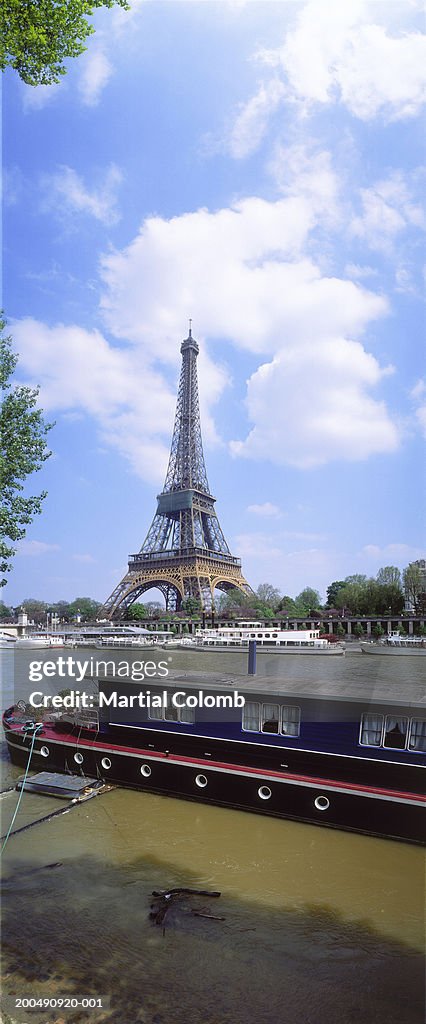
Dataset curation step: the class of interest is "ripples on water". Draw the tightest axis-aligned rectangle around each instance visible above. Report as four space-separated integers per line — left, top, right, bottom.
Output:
0 647 425 1024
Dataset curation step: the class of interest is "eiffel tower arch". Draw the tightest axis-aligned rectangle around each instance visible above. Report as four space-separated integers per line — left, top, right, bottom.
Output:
102 326 253 617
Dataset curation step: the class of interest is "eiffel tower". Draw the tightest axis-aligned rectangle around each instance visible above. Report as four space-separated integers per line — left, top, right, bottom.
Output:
102 325 252 617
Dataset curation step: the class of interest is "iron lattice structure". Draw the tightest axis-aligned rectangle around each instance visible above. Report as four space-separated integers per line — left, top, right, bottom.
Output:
102 327 253 616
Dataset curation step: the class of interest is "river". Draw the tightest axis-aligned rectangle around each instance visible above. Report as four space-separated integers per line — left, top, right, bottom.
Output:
0 646 424 1024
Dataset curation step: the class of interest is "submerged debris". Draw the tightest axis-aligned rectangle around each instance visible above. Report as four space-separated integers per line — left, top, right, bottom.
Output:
150 887 223 935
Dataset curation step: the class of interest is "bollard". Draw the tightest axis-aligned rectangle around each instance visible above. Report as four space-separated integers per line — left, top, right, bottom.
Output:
248 640 257 675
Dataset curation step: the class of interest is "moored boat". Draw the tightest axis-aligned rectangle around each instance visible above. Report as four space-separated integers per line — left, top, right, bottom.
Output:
361 632 426 656
15 634 68 649
192 623 345 654
0 632 17 648
3 665 424 845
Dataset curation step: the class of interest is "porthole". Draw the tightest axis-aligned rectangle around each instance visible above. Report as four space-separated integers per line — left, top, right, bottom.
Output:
140 764 151 778
195 774 208 788
314 795 330 811
74 752 84 765
101 757 111 770
258 785 272 800
40 746 49 758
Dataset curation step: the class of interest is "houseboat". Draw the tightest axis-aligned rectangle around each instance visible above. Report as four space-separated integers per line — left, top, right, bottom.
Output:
3 667 425 844
191 623 345 654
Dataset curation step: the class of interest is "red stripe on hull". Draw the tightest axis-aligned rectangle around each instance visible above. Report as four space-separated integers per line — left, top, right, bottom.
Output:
5 721 425 806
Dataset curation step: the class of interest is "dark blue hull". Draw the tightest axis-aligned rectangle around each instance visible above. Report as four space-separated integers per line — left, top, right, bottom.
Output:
3 714 424 845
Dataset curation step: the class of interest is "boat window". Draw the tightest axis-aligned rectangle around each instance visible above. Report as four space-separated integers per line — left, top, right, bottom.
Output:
383 716 408 749
164 702 179 722
242 701 260 732
262 703 279 734
408 719 426 752
180 705 196 725
359 714 384 746
148 704 163 720
281 705 301 737
148 696 195 725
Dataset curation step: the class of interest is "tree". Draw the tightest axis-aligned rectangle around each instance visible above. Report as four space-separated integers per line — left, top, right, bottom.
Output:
67 597 101 621
376 566 401 588
295 588 322 614
403 561 426 615
326 581 346 607
256 583 281 608
1 1 129 86
126 603 148 621
276 595 298 616
181 596 201 616
353 622 364 638
0 600 13 620
1 320 53 585
21 599 48 623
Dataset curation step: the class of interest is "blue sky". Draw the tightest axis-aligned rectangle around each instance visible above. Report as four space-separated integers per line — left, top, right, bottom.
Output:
3 0 426 608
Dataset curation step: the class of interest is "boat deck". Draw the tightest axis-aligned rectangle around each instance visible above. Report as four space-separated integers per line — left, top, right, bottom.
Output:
100 667 426 708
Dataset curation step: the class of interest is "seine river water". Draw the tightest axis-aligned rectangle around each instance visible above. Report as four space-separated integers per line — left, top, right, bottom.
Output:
0 646 424 1024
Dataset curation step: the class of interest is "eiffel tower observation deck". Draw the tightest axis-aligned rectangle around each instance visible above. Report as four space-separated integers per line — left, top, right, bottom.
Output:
102 325 253 617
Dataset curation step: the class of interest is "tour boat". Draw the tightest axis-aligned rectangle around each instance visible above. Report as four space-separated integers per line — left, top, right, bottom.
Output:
15 635 67 649
361 631 426 656
3 667 424 845
0 632 17 648
192 623 345 654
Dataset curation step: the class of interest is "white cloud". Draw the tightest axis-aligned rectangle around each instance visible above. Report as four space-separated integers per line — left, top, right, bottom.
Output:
226 2 425 159
247 502 282 518
17 541 60 557
269 145 340 224
98 196 394 469
361 543 425 563
262 2 426 122
99 196 387 355
12 184 398 478
72 553 96 563
229 78 285 159
350 172 425 254
11 319 175 483
231 338 398 467
42 164 123 225
77 48 113 106
344 263 378 280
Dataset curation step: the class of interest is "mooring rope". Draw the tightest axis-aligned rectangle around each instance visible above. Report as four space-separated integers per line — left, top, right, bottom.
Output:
0 723 44 857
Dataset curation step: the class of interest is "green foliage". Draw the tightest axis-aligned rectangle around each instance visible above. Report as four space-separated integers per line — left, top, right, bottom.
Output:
21 599 48 623
333 570 404 616
294 587 322 614
181 596 201 616
256 583 281 608
372 623 384 638
0 600 13 620
376 565 401 587
67 597 101 621
403 561 426 615
326 581 346 607
276 595 299 615
1 318 53 585
126 603 148 621
1 0 129 86
353 622 365 637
